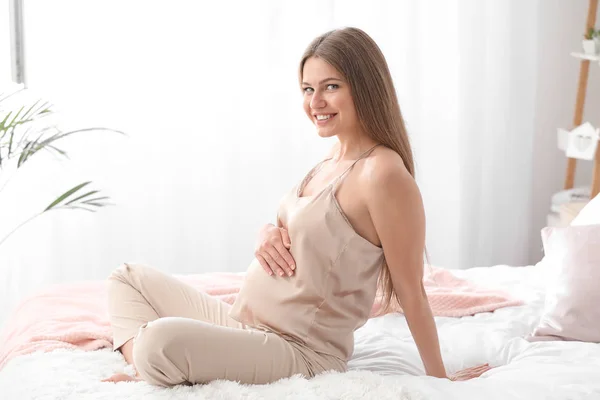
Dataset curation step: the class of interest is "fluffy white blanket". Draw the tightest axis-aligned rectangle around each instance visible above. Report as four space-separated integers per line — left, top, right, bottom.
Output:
0 348 422 400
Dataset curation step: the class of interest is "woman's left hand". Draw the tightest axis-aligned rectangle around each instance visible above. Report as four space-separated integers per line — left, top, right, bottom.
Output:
448 364 492 381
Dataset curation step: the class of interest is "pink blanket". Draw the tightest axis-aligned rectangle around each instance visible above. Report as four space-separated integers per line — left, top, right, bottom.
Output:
0 267 522 371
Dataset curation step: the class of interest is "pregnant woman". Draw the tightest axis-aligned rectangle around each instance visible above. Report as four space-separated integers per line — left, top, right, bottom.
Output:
103 27 490 386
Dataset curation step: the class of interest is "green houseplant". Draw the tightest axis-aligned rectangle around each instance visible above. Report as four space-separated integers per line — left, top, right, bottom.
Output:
0 87 124 248
582 27 600 55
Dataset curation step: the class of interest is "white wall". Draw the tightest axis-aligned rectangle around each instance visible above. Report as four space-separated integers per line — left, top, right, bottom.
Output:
529 0 597 264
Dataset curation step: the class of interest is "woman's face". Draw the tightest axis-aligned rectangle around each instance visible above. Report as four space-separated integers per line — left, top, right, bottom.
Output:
301 57 361 138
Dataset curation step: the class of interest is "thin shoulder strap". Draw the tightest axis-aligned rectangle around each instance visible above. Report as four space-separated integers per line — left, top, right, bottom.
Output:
332 143 381 189
297 156 333 197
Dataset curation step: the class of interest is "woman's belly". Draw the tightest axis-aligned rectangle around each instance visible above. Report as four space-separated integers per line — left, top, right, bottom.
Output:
228 257 326 342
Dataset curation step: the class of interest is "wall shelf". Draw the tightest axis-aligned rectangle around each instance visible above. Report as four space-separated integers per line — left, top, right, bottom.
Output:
571 51 600 63
563 0 600 199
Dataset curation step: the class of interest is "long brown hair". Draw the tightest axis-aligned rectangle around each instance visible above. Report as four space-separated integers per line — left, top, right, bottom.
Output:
299 27 422 315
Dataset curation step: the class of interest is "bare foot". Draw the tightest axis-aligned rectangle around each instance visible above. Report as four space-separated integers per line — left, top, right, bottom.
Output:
102 373 142 383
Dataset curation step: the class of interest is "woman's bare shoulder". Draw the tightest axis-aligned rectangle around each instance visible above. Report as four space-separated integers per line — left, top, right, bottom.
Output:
362 146 414 187
361 146 424 226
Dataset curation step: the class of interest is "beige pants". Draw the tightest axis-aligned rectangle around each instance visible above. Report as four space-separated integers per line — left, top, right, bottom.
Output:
107 263 345 386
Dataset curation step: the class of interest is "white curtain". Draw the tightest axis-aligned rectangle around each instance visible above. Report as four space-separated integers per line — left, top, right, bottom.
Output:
0 0 541 324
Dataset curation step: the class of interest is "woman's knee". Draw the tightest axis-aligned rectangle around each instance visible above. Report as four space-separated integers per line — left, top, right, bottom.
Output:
108 262 145 283
132 318 188 387
107 263 142 312
108 263 129 282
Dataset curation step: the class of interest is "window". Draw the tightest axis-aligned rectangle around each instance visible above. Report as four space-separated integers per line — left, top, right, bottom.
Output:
0 1 10 84
2 0 25 87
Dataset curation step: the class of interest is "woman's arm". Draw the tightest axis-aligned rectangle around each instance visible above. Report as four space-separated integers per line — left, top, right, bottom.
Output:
364 156 446 379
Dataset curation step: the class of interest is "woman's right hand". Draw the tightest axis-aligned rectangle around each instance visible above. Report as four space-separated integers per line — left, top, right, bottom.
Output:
255 224 296 277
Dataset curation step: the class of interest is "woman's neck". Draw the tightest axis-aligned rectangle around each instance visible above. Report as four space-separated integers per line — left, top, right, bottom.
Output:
333 132 378 162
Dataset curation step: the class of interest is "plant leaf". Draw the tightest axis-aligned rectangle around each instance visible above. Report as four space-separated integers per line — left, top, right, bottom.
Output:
80 196 110 203
18 127 125 168
80 202 109 208
65 190 99 205
17 130 56 167
17 140 35 167
44 181 92 211
44 144 68 158
7 106 24 130
19 99 41 122
15 126 33 149
8 125 15 154
0 111 12 135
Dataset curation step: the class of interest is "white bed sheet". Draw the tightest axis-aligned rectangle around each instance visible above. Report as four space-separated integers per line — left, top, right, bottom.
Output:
1 263 599 399
350 263 600 399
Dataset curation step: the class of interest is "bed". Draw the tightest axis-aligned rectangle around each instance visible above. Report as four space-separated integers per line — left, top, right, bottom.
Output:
0 261 598 400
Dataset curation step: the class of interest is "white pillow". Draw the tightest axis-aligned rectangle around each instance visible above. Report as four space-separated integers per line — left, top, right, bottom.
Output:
571 193 600 226
528 224 600 342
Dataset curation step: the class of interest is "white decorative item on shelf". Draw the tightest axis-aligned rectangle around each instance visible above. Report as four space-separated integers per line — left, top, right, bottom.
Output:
583 39 598 54
550 186 590 213
557 122 599 160
582 27 599 55
547 187 590 228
